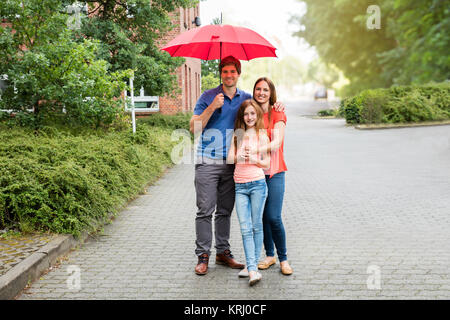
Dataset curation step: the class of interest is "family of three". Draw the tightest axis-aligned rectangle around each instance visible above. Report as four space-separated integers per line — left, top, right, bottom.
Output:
190 55 292 286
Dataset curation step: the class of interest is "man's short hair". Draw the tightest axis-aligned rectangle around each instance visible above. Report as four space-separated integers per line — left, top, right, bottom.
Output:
219 56 241 75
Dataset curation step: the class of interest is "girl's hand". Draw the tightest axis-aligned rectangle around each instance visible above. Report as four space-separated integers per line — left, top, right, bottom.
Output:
243 145 257 159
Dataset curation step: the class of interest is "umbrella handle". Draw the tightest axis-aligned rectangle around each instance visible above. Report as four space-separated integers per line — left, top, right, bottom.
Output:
218 42 222 114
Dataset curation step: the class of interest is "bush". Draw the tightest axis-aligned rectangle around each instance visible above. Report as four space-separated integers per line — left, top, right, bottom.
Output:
339 82 450 124
138 112 192 131
0 115 188 236
317 109 336 117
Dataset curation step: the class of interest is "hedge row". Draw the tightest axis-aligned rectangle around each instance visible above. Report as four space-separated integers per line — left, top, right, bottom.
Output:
0 113 192 236
339 82 450 124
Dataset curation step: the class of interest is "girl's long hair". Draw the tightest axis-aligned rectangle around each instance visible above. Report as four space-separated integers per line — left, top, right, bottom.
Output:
233 99 266 149
253 77 277 125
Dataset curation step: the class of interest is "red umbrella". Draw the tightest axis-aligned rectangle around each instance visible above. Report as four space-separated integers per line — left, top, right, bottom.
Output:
161 24 277 61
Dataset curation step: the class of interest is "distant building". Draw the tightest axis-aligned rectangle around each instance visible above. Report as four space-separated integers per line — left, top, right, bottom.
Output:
156 4 201 115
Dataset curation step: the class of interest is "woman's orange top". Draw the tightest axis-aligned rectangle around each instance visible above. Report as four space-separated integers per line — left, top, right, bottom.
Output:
263 110 287 178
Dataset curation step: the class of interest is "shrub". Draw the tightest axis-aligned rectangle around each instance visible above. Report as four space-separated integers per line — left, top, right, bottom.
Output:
0 116 187 236
339 82 450 124
317 109 336 117
138 112 192 131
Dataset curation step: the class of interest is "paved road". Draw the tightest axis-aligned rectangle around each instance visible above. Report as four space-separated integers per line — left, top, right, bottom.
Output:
18 101 450 299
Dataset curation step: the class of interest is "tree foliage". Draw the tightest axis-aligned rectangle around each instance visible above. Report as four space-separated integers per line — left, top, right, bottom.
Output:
291 0 450 96
0 0 197 128
77 0 196 95
0 0 133 128
200 16 220 91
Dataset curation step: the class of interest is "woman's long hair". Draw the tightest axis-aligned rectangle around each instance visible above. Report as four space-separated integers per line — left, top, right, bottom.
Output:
253 77 277 125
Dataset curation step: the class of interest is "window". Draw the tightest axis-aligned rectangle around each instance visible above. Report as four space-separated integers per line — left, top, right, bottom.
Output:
189 67 192 110
184 65 188 110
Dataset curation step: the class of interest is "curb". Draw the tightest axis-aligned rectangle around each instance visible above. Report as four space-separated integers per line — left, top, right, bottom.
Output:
0 164 171 300
355 121 450 130
0 233 88 300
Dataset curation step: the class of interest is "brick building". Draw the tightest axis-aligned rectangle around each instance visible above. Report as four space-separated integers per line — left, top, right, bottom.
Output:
157 4 202 115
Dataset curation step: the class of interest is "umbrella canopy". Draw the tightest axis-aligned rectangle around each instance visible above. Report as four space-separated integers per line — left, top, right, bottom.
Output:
161 24 277 61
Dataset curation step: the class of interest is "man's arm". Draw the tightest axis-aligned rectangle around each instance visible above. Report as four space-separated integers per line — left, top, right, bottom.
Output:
189 93 224 134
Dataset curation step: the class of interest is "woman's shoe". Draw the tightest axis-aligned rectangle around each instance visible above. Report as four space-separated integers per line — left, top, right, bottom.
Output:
258 257 276 270
248 271 262 286
280 261 293 275
238 267 249 278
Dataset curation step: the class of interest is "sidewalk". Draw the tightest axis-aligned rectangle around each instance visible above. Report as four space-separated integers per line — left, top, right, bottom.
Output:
3 104 450 299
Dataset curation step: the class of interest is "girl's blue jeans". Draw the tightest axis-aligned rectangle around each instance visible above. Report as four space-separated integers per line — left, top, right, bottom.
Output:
263 171 287 262
235 179 268 272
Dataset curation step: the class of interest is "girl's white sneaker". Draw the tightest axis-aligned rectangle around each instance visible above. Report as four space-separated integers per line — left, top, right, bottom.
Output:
248 271 262 286
238 268 249 278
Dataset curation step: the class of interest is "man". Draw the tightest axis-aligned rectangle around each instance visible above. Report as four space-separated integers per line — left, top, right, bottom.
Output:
190 56 248 275
190 56 284 275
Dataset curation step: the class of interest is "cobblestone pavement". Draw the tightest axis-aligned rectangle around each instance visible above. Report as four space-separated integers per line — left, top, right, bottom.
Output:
0 233 56 277
18 101 450 299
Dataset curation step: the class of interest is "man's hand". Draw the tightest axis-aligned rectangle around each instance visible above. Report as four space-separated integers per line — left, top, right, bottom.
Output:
211 93 224 111
273 101 285 112
189 93 225 133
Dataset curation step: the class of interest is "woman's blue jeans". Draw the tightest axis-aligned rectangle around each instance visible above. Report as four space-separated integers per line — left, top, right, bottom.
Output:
263 171 287 262
235 179 268 272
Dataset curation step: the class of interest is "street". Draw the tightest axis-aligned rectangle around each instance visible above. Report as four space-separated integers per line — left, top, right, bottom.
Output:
18 100 450 299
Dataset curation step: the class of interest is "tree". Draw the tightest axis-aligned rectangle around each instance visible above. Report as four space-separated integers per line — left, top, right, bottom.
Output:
291 0 450 96
377 0 450 85
200 16 220 91
76 0 197 96
306 58 340 89
0 0 131 128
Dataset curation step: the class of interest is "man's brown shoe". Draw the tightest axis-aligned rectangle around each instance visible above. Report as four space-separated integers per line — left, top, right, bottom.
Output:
216 249 245 269
195 253 209 275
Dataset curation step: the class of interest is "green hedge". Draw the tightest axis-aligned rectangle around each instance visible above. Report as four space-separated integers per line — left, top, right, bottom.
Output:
339 82 450 124
0 113 191 236
138 112 192 130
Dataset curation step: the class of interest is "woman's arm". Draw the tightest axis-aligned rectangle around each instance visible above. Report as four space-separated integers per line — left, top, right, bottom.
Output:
249 121 285 156
249 134 270 169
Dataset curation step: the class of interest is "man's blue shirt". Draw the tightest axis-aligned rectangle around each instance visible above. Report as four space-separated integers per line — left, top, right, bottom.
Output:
194 85 252 160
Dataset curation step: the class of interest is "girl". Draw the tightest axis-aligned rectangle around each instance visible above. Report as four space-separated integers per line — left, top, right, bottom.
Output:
227 99 270 286
251 77 293 275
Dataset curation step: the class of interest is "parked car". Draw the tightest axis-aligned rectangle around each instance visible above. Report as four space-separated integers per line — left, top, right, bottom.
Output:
314 87 327 100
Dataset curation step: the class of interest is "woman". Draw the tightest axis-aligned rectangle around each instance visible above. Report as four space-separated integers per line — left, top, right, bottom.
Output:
227 99 270 286
246 77 293 275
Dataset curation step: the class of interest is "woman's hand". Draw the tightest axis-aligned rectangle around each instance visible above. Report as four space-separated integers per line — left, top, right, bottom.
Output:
273 101 285 112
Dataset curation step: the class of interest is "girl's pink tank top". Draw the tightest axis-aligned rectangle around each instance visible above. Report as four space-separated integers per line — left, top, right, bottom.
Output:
234 134 265 183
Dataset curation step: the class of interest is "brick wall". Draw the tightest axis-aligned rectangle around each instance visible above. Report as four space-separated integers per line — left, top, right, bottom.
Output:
158 5 201 115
